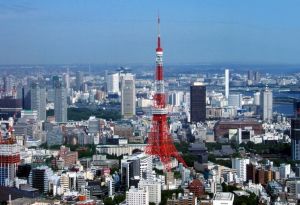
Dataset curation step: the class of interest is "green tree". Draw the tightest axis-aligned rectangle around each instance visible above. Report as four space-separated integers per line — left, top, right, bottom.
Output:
104 197 115 205
113 194 126 204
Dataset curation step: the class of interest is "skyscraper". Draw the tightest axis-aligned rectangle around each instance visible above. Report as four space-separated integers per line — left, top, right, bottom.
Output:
190 82 206 123
31 82 46 121
63 72 70 93
22 85 31 110
54 79 67 122
76 71 83 91
292 101 300 160
121 74 136 118
107 73 120 94
248 70 254 81
291 119 300 160
253 92 260 106
294 101 300 118
225 69 229 99
261 88 273 121
3 76 14 96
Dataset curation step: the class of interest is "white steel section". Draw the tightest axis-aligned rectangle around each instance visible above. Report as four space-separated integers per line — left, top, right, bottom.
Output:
0 144 20 156
156 53 163 65
152 108 168 115
155 80 164 93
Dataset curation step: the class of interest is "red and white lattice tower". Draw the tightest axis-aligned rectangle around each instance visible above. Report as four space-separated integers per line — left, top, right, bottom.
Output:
145 16 187 171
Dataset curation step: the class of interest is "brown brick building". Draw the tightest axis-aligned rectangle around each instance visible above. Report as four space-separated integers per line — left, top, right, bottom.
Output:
214 120 263 138
188 179 204 198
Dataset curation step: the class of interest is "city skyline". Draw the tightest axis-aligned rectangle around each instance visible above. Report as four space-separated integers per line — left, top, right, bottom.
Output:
1 0 300 65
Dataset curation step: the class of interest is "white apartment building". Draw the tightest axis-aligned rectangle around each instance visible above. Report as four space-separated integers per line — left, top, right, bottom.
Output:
231 158 250 182
126 186 149 205
138 179 161 204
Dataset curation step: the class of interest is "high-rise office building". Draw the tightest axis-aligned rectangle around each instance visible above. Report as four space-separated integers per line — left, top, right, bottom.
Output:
253 92 260 106
121 74 136 118
248 70 254 81
22 85 31 110
121 153 152 189
254 71 260 82
3 76 14 96
76 71 83 91
63 72 70 93
31 83 46 121
29 166 53 193
228 94 242 108
261 88 273 121
225 69 229 99
54 80 67 122
190 82 206 123
291 119 300 160
294 101 300 118
107 73 120 94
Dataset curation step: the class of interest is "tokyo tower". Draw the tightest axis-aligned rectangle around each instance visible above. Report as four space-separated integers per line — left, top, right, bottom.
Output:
145 16 187 171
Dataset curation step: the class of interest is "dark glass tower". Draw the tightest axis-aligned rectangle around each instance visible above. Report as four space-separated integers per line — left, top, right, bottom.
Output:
291 119 300 160
190 82 206 123
292 101 300 160
294 100 300 118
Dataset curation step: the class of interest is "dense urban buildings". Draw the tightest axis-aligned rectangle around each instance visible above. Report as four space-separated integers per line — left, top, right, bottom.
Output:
0 3 299 205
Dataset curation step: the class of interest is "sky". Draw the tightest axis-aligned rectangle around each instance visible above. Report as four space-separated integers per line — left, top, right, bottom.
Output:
0 0 300 65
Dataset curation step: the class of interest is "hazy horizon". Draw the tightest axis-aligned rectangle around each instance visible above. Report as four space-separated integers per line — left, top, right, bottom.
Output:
1 0 300 65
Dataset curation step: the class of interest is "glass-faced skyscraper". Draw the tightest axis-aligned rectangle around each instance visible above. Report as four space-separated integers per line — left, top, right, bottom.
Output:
30 82 46 121
54 77 67 122
190 82 206 123
121 73 136 118
291 119 300 160
292 101 300 160
76 71 83 91
261 88 273 122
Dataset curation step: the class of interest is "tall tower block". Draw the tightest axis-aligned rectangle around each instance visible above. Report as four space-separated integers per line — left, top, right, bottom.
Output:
145 16 186 171
225 69 229 99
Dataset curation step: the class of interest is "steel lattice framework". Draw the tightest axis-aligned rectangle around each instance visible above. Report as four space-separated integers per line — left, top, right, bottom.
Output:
145 16 187 171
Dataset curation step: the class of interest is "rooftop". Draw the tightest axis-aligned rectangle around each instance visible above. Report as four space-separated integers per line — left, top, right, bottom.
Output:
213 192 234 201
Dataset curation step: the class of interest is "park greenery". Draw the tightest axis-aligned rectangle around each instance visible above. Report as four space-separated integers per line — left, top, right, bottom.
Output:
47 107 121 121
41 143 96 158
103 194 126 205
160 188 184 205
222 183 258 205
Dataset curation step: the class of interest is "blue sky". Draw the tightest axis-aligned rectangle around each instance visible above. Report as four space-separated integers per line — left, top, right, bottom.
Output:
0 0 300 65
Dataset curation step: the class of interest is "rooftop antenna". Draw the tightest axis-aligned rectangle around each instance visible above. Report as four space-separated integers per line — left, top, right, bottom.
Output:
157 11 161 48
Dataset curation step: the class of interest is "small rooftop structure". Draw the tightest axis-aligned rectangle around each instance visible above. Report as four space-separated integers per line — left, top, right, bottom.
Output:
213 192 234 205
